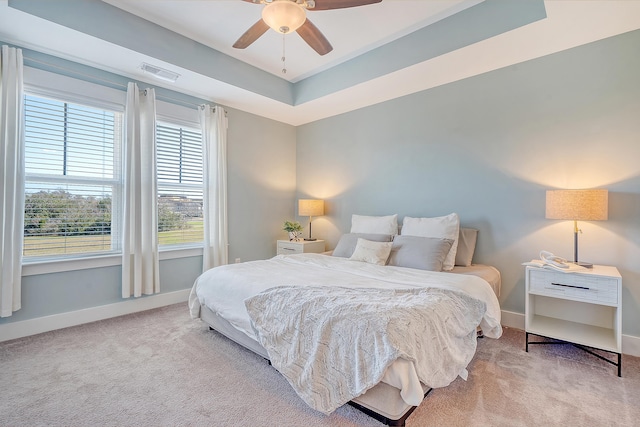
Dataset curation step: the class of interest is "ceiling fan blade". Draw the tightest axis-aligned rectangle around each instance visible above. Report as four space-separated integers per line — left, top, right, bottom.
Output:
311 0 382 11
297 19 333 56
233 19 269 49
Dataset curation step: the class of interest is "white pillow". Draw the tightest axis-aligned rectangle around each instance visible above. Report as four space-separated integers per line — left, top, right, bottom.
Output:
350 214 398 235
349 238 393 266
401 213 460 271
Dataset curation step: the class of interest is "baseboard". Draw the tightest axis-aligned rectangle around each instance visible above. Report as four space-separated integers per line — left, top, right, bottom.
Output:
500 309 525 330
621 334 640 358
0 289 190 343
499 309 640 358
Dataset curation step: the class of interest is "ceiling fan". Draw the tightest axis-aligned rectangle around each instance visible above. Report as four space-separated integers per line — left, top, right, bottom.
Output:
233 0 383 56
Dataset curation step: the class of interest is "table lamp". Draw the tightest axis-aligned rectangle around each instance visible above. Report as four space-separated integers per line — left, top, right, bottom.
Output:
298 199 324 241
545 189 608 268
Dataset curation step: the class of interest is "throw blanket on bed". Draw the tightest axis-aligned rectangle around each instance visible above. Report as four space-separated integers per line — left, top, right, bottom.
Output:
245 285 486 414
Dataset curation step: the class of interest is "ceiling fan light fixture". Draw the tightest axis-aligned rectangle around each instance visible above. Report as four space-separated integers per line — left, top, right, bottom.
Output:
262 1 306 34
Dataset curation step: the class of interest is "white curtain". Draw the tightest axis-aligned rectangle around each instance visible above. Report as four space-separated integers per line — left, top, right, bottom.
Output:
122 83 159 298
0 46 25 318
199 105 228 272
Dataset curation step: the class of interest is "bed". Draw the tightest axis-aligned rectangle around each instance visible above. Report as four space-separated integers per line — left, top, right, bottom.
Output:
189 215 502 426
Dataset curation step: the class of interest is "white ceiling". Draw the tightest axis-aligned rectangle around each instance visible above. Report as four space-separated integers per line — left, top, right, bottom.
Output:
1 0 640 125
102 0 481 83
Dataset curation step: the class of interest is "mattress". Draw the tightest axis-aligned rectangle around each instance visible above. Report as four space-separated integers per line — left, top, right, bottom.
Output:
450 264 501 297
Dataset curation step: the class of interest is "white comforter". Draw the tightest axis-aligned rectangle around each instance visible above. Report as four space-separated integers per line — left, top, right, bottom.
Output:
189 253 502 406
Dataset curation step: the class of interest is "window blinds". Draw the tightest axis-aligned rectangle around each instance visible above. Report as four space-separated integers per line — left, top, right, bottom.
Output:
23 94 122 258
156 123 204 246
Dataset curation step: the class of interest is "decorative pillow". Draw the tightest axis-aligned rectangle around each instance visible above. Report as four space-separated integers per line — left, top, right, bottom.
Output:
455 228 478 267
349 238 393 266
401 213 460 271
332 233 393 258
387 236 454 271
350 214 398 235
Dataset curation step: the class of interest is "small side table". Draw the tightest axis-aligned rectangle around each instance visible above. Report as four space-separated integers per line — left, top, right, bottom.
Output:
277 239 325 255
524 264 622 376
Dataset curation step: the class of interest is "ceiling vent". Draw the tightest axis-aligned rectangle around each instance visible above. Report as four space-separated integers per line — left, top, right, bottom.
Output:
140 63 180 83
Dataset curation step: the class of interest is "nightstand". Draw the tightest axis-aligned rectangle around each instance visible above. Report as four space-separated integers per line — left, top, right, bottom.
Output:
277 240 325 255
525 264 622 376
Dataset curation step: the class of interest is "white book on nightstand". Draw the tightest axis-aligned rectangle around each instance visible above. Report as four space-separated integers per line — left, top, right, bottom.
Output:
522 259 588 273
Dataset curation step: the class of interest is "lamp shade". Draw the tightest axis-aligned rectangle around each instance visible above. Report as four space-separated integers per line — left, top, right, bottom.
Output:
298 199 324 217
262 1 306 34
545 189 608 221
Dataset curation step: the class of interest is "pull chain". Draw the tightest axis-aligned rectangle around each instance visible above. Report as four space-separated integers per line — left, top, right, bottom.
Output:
281 34 287 74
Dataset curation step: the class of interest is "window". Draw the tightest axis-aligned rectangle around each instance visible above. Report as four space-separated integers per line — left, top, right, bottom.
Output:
156 122 204 247
22 86 203 263
23 94 123 259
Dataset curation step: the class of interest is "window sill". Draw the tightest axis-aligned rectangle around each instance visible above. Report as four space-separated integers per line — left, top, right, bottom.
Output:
22 246 204 277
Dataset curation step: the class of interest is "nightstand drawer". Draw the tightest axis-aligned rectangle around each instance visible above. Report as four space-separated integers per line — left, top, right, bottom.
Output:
529 269 618 305
276 240 325 255
277 241 304 254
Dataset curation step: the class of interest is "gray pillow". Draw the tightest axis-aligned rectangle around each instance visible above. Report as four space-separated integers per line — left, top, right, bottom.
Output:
387 236 454 271
455 228 478 267
332 233 393 258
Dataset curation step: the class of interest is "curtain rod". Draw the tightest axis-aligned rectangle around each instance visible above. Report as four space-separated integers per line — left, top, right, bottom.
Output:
23 54 226 113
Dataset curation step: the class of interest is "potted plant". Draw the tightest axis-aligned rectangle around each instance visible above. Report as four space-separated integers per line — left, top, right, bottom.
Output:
283 220 303 241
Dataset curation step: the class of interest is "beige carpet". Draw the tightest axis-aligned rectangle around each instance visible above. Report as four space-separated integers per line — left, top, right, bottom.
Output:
1 303 639 426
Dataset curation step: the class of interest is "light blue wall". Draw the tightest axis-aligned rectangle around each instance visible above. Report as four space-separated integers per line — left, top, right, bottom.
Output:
227 106 298 261
5 257 202 323
296 30 640 337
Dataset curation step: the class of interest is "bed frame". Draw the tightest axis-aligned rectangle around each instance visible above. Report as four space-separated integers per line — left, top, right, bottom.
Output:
347 389 433 427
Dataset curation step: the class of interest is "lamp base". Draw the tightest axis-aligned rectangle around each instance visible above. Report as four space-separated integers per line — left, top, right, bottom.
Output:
572 261 594 269
304 238 317 241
